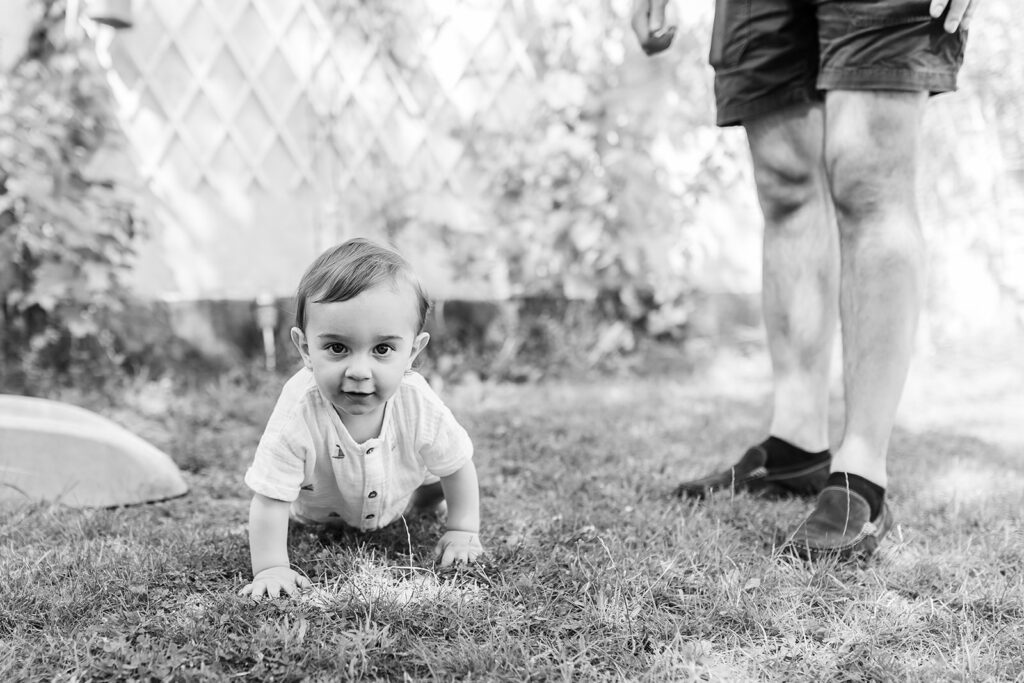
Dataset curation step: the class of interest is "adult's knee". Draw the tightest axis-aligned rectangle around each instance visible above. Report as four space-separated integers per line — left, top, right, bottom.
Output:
752 157 824 225
829 150 924 268
824 92 923 228
826 148 913 228
746 105 827 226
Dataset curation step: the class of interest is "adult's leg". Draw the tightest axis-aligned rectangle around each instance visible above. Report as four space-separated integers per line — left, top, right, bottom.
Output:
745 102 838 454
674 102 837 499
824 90 927 489
783 90 924 560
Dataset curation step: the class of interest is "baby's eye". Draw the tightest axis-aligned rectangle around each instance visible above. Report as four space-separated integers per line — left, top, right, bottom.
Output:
373 344 394 356
326 343 348 355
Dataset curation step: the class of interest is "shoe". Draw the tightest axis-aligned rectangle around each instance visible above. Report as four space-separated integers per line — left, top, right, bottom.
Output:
673 444 831 499
782 486 894 562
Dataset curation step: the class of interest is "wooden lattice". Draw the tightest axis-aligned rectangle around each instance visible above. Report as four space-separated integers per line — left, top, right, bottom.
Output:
94 0 332 195
85 0 620 298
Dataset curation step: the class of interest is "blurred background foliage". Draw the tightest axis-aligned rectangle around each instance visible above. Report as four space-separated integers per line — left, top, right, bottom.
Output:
331 0 758 381
0 0 1020 395
0 0 207 394
0 1 146 391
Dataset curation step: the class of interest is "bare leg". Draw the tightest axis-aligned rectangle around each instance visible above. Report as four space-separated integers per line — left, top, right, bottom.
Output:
745 103 838 454
824 90 928 488
673 103 837 499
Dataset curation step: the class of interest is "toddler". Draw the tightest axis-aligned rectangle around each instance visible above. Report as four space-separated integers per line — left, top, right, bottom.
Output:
240 238 484 600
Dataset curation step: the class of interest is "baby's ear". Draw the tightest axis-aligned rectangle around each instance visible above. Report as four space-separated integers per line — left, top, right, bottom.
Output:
409 332 430 366
290 327 312 369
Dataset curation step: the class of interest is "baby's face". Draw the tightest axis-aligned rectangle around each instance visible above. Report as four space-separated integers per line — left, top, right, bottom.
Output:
293 282 427 431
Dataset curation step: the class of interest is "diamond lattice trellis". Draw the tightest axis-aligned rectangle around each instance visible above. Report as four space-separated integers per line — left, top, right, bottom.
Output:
88 0 615 299
308 0 561 257
100 0 329 196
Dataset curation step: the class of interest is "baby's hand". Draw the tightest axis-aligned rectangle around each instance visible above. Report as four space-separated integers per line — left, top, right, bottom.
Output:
239 566 311 601
434 529 485 567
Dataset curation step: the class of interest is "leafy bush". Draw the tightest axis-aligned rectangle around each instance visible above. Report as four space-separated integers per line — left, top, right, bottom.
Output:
467 13 725 339
0 0 159 393
477 85 699 337
427 8 741 374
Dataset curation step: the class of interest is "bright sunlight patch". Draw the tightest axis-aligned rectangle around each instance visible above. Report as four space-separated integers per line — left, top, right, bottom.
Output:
301 561 486 610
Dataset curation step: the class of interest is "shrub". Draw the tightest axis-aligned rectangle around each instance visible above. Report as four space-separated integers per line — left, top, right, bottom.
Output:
0 0 159 394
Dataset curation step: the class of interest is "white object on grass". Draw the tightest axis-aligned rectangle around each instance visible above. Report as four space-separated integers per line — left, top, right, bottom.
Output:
0 394 188 507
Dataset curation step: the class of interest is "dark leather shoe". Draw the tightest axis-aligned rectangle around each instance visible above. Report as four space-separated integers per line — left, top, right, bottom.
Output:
783 486 894 561
674 444 831 499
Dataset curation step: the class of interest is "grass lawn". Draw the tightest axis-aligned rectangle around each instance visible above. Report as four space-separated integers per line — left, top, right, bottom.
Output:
2 346 1022 681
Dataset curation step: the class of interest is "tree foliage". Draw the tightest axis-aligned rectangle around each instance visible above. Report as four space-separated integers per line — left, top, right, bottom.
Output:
419 2 743 338
0 0 147 390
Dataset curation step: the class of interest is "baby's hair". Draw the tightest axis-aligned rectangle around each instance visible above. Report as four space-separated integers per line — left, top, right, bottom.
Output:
294 238 430 332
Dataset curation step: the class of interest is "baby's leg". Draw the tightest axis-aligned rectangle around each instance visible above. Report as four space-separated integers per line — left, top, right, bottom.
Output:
407 479 446 516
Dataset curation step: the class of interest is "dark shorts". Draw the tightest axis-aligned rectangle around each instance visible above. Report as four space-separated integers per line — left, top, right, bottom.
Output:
710 0 969 126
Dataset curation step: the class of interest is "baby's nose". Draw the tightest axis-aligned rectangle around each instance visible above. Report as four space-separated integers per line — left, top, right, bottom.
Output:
344 359 372 381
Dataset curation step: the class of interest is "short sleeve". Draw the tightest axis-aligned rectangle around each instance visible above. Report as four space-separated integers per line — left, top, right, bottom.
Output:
411 380 474 477
244 380 315 501
244 427 311 502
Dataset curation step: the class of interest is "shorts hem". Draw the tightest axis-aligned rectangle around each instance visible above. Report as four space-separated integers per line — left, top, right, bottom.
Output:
818 68 959 94
716 87 821 127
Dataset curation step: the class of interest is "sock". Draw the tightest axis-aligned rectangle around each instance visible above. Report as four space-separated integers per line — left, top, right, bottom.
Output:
826 472 886 519
762 436 830 470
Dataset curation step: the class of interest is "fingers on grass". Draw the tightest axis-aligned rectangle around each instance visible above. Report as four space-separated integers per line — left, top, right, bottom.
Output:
241 584 267 602
281 576 312 596
440 546 461 567
439 547 485 567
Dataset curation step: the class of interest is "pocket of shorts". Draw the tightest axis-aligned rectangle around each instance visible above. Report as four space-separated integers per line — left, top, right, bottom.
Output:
709 0 751 69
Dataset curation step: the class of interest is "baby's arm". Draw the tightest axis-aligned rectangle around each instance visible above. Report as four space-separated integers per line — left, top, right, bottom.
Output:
434 460 485 566
239 493 311 599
